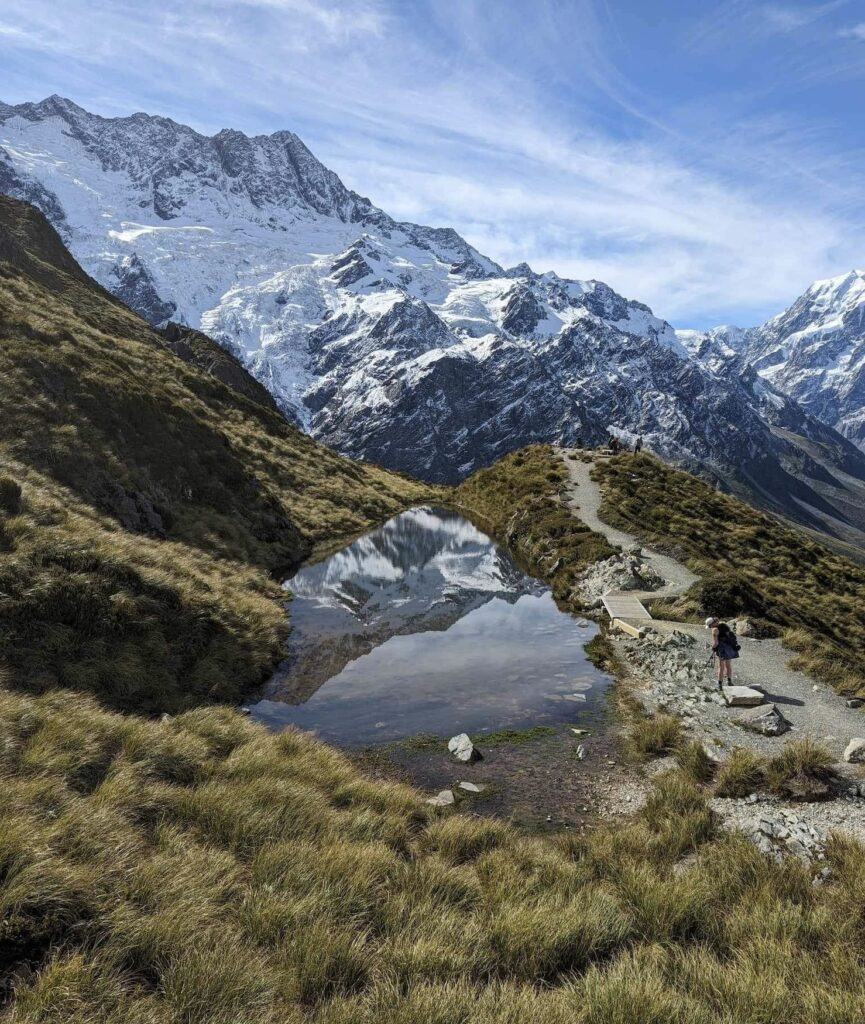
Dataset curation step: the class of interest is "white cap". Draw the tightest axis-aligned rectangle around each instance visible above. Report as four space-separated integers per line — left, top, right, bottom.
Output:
704 617 716 627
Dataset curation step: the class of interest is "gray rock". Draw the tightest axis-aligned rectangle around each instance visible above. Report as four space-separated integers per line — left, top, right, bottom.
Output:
735 703 790 736
458 781 483 793
448 733 482 762
722 685 766 707
426 789 455 807
846 699 863 709
843 738 865 763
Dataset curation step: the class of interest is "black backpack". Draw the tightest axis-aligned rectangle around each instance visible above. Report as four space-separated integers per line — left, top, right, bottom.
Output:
717 622 741 651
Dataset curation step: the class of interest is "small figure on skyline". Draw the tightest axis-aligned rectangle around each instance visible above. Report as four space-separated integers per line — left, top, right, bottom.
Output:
634 435 643 454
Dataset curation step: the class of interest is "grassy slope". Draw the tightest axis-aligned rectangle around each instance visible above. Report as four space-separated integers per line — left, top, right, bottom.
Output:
4 687 865 1023
456 445 615 606
593 453 865 697
0 196 435 712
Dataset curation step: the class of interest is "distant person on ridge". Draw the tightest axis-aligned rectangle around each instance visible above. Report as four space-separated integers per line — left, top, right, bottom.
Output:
634 435 643 454
706 617 740 692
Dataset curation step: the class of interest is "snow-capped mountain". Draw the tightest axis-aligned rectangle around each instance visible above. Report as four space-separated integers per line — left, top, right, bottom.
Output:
684 272 865 452
680 272 865 445
4 95 865 540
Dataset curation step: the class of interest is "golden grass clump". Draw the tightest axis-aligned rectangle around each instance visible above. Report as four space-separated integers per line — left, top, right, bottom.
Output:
1 691 865 1019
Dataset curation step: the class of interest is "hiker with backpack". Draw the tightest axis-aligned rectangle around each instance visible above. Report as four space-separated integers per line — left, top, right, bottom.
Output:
706 616 740 691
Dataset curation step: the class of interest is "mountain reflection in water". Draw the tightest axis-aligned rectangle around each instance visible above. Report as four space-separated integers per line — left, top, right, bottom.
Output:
249 507 610 744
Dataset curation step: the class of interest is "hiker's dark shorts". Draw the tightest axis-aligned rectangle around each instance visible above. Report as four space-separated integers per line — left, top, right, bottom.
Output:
716 643 739 661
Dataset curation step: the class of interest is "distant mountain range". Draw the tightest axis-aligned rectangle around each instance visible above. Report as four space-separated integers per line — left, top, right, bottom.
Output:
4 95 865 545
679 269 865 450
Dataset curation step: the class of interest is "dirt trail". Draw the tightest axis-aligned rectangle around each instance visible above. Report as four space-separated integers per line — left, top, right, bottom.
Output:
556 447 865 765
560 449 698 601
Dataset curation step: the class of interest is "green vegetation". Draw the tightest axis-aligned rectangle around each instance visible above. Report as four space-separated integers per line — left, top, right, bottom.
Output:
626 713 683 759
0 196 434 712
712 740 837 801
594 453 865 696
4 690 865 1022
715 748 766 798
479 725 557 745
584 631 618 671
456 445 615 607
675 740 716 784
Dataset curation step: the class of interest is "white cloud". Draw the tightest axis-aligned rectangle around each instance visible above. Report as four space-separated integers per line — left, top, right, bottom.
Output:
840 21 865 39
761 2 846 32
0 0 862 326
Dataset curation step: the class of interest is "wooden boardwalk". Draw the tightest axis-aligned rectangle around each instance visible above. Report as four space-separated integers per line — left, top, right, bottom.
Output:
601 594 652 621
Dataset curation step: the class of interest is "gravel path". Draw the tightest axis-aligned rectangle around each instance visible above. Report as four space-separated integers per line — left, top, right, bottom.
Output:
557 448 865 853
648 620 865 762
559 448 698 600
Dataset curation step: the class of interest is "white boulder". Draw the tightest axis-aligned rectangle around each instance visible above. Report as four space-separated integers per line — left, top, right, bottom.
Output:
843 738 865 763
722 685 766 707
448 733 482 762
426 789 455 807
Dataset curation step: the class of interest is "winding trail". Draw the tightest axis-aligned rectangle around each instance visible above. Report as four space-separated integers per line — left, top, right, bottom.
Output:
559 449 698 601
556 447 865 765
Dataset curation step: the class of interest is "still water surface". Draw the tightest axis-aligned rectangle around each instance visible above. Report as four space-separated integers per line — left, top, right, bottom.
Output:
249 507 610 745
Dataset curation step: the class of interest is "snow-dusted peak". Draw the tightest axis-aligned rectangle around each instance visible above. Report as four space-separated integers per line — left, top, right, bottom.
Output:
691 270 865 449
8 94 865 534
505 261 536 279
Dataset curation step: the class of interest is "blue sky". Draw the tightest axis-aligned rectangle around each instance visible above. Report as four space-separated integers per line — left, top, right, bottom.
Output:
1 0 864 327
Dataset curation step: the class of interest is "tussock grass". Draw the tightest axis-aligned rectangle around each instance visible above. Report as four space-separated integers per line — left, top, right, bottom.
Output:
456 446 615 607
766 738 836 799
675 740 716 784
594 453 865 697
714 748 767 798
626 714 682 759
3 697 865 1019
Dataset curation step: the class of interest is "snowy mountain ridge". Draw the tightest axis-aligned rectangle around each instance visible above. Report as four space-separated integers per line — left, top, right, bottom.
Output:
679 269 865 451
5 94 865 544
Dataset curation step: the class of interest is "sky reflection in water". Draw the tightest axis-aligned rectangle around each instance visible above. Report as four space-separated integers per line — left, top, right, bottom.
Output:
249 507 610 744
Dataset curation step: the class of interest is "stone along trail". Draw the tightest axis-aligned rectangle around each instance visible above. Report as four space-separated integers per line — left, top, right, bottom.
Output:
560 451 699 602
557 448 865 857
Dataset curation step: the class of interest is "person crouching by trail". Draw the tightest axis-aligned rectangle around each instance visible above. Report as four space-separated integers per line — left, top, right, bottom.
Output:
706 617 740 693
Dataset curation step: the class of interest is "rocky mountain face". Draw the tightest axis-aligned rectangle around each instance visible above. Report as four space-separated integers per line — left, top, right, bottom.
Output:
682 272 865 445
5 95 865 542
683 272 865 452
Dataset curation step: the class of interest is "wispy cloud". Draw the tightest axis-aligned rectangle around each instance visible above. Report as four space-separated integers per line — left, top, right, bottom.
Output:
840 21 865 39
762 1 848 33
0 0 862 327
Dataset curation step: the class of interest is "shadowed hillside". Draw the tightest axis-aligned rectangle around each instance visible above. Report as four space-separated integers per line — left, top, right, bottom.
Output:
0 196 435 712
